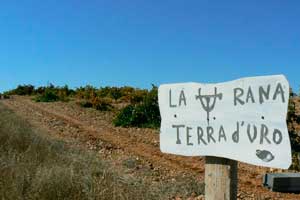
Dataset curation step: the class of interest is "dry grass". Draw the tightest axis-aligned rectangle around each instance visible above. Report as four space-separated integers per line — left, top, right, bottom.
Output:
0 103 204 200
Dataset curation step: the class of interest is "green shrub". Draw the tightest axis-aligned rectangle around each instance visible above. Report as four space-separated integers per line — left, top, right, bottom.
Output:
4 84 75 103
119 86 135 101
7 84 35 95
113 85 161 128
129 89 148 104
297 115 300 124
113 105 135 127
96 86 110 98
92 97 114 111
1 92 10 99
56 85 74 101
35 89 59 102
75 86 152 105
35 86 46 95
75 85 97 100
34 85 74 102
287 95 300 152
142 85 161 127
96 87 122 100
287 99 296 123
108 87 122 100
78 101 93 108
78 95 114 111
289 152 300 171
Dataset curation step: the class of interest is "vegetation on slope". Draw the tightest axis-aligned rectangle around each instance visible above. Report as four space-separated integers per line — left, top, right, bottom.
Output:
113 85 161 128
287 95 300 171
3 84 300 167
0 103 204 199
4 84 73 102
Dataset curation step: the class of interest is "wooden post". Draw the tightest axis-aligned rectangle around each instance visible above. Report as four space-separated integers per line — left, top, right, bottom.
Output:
205 156 238 200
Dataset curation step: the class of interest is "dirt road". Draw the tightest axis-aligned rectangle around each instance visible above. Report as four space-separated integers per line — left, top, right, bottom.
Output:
2 96 299 200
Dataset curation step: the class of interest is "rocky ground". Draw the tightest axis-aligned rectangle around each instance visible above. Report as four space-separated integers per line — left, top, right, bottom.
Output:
1 95 300 200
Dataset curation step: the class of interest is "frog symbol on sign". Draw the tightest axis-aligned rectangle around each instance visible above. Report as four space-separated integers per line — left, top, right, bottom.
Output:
256 150 275 162
195 87 223 125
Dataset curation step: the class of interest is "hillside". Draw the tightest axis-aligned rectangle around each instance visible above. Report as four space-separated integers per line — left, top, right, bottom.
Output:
0 94 300 200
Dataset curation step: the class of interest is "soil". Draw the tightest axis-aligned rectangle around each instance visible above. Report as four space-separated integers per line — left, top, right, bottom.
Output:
1 96 300 200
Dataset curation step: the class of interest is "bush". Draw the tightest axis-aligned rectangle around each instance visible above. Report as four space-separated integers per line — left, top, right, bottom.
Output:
35 89 59 102
75 85 97 100
78 101 93 108
35 86 46 95
56 86 71 102
4 84 75 103
91 97 114 111
1 92 10 99
113 85 161 128
113 105 135 127
79 97 114 111
287 99 296 123
290 152 300 171
108 87 122 100
287 95 300 153
142 85 161 127
75 86 150 105
33 85 74 102
129 89 148 104
118 86 135 102
7 84 35 95
96 87 122 100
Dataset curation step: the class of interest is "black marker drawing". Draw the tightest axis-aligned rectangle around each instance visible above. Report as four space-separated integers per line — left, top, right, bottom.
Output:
256 150 274 162
195 87 223 125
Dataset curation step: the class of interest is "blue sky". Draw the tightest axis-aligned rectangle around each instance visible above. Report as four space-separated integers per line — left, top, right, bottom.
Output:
0 0 299 93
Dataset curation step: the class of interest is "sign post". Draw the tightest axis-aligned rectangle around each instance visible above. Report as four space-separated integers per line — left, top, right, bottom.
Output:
158 75 291 200
205 157 237 200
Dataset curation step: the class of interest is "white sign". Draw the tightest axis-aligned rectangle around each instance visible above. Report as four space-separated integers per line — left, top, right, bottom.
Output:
159 75 291 169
